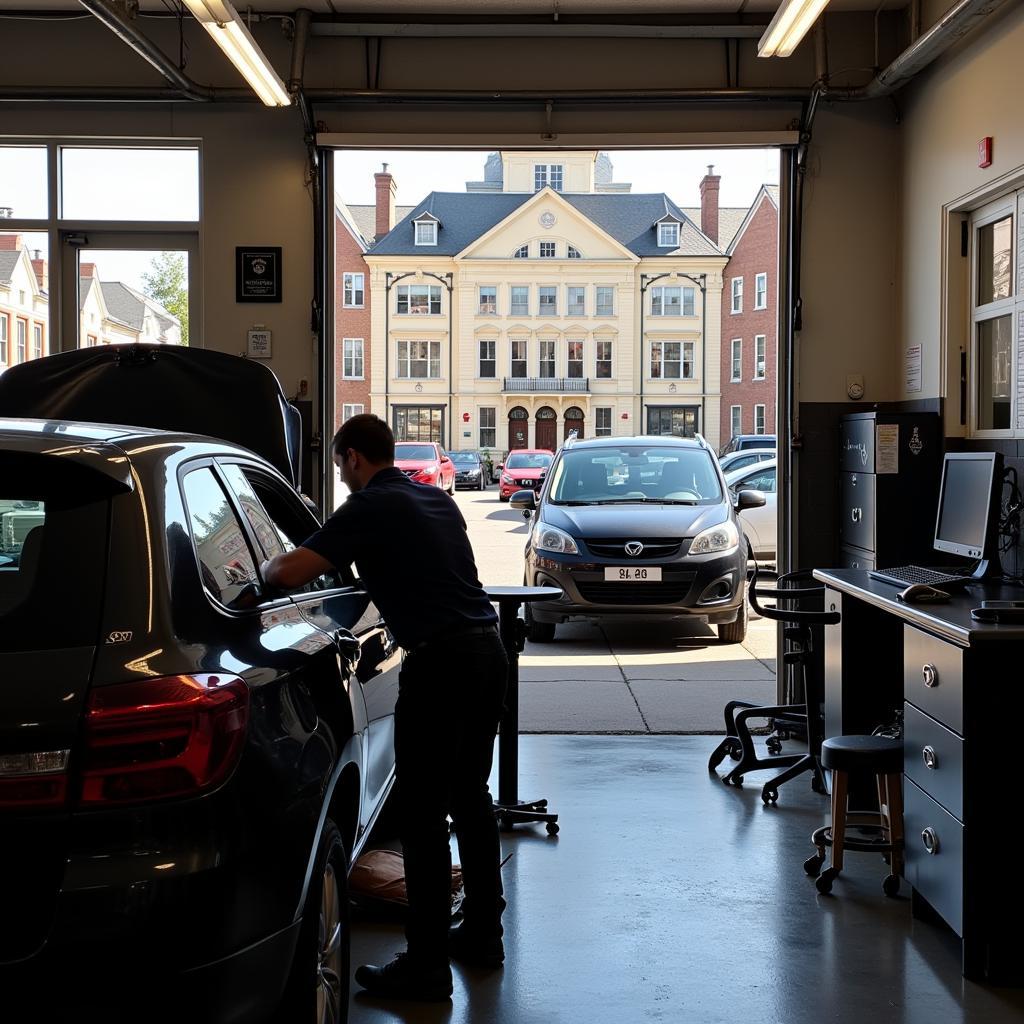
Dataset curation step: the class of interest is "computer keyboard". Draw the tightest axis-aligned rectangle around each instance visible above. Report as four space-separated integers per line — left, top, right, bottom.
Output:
869 565 973 588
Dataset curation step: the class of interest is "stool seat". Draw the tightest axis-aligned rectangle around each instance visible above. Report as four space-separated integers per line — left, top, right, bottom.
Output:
821 734 902 774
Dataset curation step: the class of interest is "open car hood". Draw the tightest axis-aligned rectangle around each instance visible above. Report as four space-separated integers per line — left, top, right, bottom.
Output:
0 346 302 486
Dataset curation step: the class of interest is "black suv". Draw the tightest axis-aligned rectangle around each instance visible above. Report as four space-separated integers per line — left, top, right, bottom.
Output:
511 435 764 644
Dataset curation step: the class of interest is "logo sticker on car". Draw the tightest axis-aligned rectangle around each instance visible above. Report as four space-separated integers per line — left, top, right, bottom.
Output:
106 631 133 644
625 541 645 557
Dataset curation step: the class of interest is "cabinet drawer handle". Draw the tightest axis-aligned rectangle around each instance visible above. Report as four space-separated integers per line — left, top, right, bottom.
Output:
851 507 863 523
921 827 940 855
922 663 938 688
922 745 938 770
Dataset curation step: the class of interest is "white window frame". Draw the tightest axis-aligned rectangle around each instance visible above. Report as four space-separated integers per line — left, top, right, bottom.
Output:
754 404 766 434
342 403 364 422
342 271 365 308
566 338 585 379
658 221 680 248
414 220 437 246
479 407 496 449
595 286 615 317
754 272 768 310
730 338 742 382
0 312 7 366
650 340 695 380
567 286 586 316
478 338 496 378
509 336 529 378
754 335 767 380
396 284 442 316
538 338 556 379
539 241 557 259
595 407 613 437
396 339 442 379
567 245 582 259
478 285 497 315
534 164 564 192
651 286 681 317
513 244 529 258
510 285 530 316
342 337 364 380
731 405 742 439
595 339 613 379
731 277 743 314
538 286 558 317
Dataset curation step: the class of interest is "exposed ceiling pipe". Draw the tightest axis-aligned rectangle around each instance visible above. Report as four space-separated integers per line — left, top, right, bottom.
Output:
289 9 312 96
311 21 767 39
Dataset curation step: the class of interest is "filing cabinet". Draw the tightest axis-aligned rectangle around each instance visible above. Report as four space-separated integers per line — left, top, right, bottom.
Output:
838 411 941 568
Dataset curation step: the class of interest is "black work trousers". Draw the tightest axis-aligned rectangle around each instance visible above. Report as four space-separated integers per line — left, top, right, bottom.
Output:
394 630 508 966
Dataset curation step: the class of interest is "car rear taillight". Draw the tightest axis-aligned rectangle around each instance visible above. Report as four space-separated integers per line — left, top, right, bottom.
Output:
0 750 70 809
79 674 249 806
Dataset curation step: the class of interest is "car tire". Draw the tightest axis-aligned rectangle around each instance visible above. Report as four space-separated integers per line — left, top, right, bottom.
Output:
276 819 349 1024
500 494 509 503
478 476 486 491
525 604 556 643
718 593 748 644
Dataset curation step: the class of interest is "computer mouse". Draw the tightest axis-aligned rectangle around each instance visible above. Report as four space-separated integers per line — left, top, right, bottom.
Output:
898 584 951 603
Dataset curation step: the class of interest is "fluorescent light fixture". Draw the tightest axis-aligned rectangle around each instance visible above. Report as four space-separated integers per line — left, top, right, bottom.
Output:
181 0 291 106
758 0 831 58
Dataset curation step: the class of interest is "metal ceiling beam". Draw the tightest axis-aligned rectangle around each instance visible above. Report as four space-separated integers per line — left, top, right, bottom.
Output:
311 20 768 39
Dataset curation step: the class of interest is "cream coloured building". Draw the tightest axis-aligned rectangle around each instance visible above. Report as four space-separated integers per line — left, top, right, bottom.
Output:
363 152 726 453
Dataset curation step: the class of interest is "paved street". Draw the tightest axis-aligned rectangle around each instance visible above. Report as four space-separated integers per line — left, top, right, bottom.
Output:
455 485 778 733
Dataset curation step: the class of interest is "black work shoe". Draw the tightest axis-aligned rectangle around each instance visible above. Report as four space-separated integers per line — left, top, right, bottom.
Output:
448 924 505 969
354 953 453 1001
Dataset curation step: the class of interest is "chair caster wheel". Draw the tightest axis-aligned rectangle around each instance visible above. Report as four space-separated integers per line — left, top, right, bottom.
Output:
762 787 779 805
803 853 825 877
816 868 839 894
883 874 901 897
546 822 560 835
725 774 743 787
766 738 783 755
728 742 742 761
811 777 828 795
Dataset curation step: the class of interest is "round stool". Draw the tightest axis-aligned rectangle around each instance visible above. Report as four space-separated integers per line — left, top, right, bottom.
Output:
804 735 904 896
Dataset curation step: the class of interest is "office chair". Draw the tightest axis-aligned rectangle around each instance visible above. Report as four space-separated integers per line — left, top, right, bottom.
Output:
707 565 841 804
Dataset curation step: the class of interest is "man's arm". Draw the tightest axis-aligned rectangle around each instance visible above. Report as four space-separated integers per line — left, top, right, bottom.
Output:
262 547 335 591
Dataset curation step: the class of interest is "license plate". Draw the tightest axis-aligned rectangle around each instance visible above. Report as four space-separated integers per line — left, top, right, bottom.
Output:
604 567 662 582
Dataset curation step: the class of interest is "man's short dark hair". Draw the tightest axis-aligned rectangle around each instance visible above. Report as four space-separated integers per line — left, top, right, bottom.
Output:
332 414 395 464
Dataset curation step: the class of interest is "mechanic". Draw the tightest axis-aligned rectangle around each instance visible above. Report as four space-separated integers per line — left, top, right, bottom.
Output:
262 413 508 1001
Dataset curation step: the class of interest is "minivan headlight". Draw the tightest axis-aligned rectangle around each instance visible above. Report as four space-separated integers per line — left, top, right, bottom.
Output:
534 524 579 555
689 520 739 556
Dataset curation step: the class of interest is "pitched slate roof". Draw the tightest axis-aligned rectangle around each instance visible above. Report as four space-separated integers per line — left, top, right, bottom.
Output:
680 206 748 251
0 251 20 285
346 204 417 246
366 191 725 258
100 282 178 335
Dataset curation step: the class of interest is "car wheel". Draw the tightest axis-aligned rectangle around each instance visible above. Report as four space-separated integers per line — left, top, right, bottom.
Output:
525 604 556 643
500 494 509 503
718 593 748 644
276 819 349 1024
447 478 455 495
478 476 485 491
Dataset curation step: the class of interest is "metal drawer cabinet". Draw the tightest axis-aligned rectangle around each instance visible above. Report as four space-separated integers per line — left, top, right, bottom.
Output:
839 472 876 553
839 546 875 571
903 702 965 822
903 625 964 734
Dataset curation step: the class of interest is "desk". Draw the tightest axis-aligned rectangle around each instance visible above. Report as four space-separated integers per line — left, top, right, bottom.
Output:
814 568 1024 983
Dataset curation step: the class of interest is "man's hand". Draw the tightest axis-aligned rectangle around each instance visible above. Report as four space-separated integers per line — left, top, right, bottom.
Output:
262 548 335 591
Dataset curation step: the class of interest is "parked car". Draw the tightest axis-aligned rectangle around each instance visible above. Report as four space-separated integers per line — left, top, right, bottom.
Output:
394 441 456 494
719 433 776 456
499 449 554 501
0 346 400 1023
450 449 489 490
726 458 777 561
480 449 504 482
717 447 776 476
511 435 765 644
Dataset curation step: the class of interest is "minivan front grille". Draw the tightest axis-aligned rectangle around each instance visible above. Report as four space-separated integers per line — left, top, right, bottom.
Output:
577 578 695 605
585 538 682 559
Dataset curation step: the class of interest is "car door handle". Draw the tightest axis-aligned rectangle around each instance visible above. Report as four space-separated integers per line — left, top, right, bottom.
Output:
334 629 360 662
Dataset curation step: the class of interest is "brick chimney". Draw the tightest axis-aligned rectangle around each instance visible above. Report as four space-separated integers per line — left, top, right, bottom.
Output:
80 262 98 278
0 233 22 251
699 164 721 246
374 163 397 240
31 252 47 291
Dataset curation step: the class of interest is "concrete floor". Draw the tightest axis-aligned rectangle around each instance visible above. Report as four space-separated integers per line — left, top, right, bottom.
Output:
350 735 1024 1024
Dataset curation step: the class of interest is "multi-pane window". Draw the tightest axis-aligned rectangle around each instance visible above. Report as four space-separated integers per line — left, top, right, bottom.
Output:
480 407 496 449
342 338 364 379
510 286 530 316
342 403 364 422
539 241 556 259
731 405 742 439
534 164 564 191
567 245 582 259
539 339 556 378
731 339 742 382
343 272 364 307
397 339 441 378
755 404 766 434
658 221 680 247
596 340 613 379
397 284 441 315
0 314 7 365
513 244 529 258
755 335 767 379
414 220 437 245
650 340 694 379
596 286 615 316
682 287 695 316
394 406 443 443
478 286 497 315
567 339 584 379
567 287 586 316
479 339 496 378
651 287 681 316
510 337 528 378
595 407 612 437
539 287 557 316
731 277 743 313
755 272 768 310
32 324 42 360
17 320 26 363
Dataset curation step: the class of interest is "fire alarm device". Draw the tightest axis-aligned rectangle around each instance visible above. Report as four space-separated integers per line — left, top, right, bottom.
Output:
462 412 471 422
978 137 993 169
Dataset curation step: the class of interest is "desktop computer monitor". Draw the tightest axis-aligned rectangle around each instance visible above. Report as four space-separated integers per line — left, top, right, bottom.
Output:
933 451 1003 565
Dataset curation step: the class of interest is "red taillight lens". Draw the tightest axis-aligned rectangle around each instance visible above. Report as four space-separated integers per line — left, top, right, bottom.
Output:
0 775 68 809
79 674 249 806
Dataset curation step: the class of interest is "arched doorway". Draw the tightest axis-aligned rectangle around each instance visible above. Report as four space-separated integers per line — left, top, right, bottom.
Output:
564 406 585 440
535 406 557 451
508 406 529 450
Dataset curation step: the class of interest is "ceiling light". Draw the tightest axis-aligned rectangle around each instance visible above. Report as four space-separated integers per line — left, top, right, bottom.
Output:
758 0 831 58
181 0 291 106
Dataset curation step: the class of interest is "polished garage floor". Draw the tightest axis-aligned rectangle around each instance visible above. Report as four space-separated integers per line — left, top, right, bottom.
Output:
350 736 1024 1024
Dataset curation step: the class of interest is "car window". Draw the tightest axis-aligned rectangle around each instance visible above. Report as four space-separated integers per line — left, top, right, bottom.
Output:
726 454 755 472
182 467 261 610
505 452 552 470
395 444 436 460
220 464 287 560
740 468 776 493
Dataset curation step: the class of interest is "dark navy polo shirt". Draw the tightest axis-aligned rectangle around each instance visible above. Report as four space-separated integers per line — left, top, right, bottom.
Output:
301 467 497 650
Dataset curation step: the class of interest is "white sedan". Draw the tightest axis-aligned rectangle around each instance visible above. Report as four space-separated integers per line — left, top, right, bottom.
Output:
726 458 777 562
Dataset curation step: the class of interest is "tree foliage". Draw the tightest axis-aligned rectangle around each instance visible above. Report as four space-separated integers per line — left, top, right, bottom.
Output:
141 251 189 346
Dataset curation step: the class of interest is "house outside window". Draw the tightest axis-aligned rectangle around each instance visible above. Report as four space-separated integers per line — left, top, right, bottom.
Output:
595 407 612 436
731 405 742 439
510 286 530 316
658 221 680 247
0 314 7 365
342 272 365 307
650 340 694 379
342 403 364 422
731 277 743 314
651 286 681 316
755 335 767 379
647 406 698 437
510 337 528 378
513 244 529 258
342 338 364 379
16 319 26 363
596 340 613 378
480 407 496 448
539 339 556 378
567 245 582 259
755 272 768 310
534 164 564 191
755 404 766 434
567 339 584 379
394 406 444 443
731 339 742 382
397 284 441 315
539 241 556 259
479 339 496 378
478 286 497 315
567 286 586 316
414 220 437 245
682 287 695 316
397 339 441 378
539 287 557 316
596 286 614 316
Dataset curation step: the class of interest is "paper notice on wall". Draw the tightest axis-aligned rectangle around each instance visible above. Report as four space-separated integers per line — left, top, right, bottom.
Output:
905 344 922 394
876 423 899 474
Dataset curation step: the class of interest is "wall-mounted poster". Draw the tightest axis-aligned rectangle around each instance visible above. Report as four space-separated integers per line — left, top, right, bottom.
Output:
236 247 282 302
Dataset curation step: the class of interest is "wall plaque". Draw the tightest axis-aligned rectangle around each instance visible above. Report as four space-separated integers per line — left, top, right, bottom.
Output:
236 247 282 302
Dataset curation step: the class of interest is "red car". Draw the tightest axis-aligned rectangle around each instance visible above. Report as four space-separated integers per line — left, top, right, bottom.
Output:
499 448 554 501
394 441 456 493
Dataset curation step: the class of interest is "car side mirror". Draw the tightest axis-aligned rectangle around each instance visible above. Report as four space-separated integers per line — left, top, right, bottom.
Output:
510 489 536 511
441 455 451 463
735 488 766 512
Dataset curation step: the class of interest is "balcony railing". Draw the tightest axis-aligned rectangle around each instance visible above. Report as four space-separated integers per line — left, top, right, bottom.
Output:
502 377 590 392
